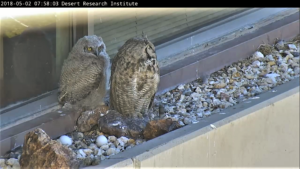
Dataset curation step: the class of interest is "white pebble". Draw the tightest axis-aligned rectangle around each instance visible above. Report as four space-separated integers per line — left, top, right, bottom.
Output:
265 73 280 83
266 55 275 61
179 95 185 102
178 121 185 126
97 149 103 156
252 60 261 67
204 111 211 116
253 51 264 59
78 149 87 157
288 44 297 50
197 112 203 118
183 118 192 125
59 135 72 146
195 87 202 93
96 135 108 147
210 124 217 129
115 139 125 147
177 84 185 90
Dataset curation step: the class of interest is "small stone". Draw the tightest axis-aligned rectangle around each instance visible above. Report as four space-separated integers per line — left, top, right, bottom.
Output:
213 82 227 89
195 87 202 93
78 149 86 157
245 74 255 79
288 44 297 50
106 148 116 156
88 143 98 150
96 135 108 147
77 132 84 139
179 95 185 102
183 118 192 125
204 111 211 116
119 137 129 145
83 156 93 166
177 85 185 90
252 60 261 67
83 149 93 156
91 156 101 166
266 55 275 61
253 51 264 59
268 61 276 66
109 143 116 148
96 149 103 156
6 158 19 167
275 40 286 50
0 159 6 168
190 93 201 101
100 155 106 161
178 121 185 126
100 144 109 151
127 139 135 145
196 112 203 118
115 138 125 147
108 136 117 142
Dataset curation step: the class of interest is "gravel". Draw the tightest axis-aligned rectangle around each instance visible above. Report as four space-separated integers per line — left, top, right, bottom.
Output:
1 36 299 167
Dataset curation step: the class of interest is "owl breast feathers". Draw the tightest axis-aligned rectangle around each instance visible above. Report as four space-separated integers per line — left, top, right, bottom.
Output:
58 35 110 110
109 36 160 118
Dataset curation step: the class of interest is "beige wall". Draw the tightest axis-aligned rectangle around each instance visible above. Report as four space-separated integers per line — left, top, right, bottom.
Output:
93 85 299 168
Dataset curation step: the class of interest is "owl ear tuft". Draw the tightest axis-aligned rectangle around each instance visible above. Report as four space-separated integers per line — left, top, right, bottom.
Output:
98 36 103 41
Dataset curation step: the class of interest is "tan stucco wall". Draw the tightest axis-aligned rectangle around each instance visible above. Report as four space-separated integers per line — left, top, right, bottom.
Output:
95 85 299 169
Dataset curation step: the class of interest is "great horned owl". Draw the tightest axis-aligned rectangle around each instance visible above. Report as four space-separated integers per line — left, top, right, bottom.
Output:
109 36 160 119
58 35 111 110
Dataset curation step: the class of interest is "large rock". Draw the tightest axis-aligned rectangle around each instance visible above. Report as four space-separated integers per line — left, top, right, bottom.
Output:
77 105 109 132
143 118 181 140
98 110 147 139
19 128 79 169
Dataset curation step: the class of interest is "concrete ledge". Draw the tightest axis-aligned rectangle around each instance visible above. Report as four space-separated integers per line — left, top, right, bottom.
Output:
90 77 299 168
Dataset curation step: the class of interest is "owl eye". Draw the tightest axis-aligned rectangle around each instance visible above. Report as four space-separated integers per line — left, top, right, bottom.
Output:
98 45 104 51
88 47 92 51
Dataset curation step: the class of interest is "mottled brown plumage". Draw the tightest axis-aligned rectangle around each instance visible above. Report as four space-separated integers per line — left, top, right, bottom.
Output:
109 36 160 119
58 35 111 110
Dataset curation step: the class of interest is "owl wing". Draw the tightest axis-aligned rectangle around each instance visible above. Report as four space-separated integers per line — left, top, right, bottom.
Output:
59 57 103 105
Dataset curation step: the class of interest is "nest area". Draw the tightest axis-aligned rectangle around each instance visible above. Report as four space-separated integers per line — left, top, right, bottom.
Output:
1 35 299 168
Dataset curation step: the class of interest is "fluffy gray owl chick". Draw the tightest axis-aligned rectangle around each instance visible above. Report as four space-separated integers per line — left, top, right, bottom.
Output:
58 35 111 110
109 36 160 119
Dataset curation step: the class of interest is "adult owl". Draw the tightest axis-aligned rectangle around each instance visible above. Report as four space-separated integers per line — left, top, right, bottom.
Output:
109 36 160 119
58 35 111 110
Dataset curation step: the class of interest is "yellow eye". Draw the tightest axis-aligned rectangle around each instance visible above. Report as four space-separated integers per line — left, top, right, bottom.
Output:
88 47 92 51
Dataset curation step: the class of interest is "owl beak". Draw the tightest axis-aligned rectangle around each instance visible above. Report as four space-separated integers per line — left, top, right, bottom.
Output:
94 50 98 56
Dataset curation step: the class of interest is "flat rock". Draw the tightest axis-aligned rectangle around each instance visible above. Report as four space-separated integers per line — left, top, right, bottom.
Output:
98 110 148 139
143 118 181 140
77 105 109 132
19 128 79 169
